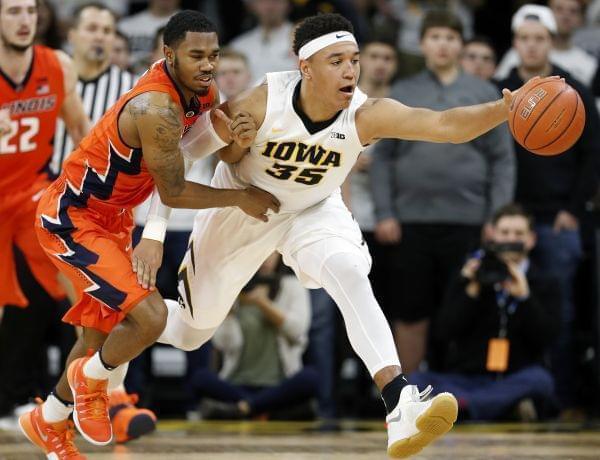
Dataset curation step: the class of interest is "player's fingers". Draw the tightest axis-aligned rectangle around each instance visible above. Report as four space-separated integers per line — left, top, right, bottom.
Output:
230 114 253 131
214 109 233 128
141 261 151 289
135 259 145 285
231 121 255 136
270 195 280 211
149 266 157 289
132 255 138 273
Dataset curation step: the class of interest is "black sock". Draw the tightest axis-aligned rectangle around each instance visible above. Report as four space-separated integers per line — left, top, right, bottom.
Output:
51 389 73 407
98 346 117 371
381 374 409 414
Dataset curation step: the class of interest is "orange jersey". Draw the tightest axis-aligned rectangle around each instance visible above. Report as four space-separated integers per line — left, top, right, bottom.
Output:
59 59 218 210
0 45 64 194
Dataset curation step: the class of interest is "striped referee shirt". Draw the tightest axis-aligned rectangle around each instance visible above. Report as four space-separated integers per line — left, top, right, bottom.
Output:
50 64 135 177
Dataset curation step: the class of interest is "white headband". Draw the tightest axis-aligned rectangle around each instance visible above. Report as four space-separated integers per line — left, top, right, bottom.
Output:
298 31 358 60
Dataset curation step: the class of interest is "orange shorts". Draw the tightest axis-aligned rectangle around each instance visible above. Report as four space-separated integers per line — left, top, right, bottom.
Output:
0 178 65 308
35 177 152 334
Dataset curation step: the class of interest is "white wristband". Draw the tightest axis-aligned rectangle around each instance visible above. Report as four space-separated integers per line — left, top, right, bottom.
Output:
141 215 168 243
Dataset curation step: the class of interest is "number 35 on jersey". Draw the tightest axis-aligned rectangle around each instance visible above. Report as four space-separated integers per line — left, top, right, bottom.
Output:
261 140 341 186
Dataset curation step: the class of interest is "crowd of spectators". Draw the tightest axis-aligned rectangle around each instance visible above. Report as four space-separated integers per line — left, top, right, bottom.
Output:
2 0 600 426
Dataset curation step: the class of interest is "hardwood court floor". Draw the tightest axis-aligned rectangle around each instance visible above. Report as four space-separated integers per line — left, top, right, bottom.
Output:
2 420 600 459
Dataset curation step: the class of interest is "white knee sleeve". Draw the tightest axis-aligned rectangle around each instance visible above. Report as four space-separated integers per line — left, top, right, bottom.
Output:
157 299 218 351
296 246 400 376
107 362 129 391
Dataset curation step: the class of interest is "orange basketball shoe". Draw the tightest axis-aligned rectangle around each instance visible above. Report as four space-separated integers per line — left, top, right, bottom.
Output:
109 391 157 443
19 404 85 459
67 357 112 445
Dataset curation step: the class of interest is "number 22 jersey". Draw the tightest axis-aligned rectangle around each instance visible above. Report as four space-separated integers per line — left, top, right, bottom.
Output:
0 45 64 194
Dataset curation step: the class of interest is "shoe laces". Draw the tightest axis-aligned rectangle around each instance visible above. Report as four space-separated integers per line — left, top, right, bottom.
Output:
49 421 81 459
77 391 109 421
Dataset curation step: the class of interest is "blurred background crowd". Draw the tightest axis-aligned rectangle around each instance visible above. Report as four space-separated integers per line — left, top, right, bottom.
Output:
2 0 600 427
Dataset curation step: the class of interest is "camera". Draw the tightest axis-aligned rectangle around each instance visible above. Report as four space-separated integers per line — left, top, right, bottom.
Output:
475 241 525 286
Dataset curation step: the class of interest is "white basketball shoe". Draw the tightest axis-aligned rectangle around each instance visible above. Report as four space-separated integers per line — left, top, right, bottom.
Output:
386 385 458 458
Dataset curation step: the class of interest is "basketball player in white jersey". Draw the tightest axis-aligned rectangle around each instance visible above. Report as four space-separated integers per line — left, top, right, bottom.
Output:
136 14 529 458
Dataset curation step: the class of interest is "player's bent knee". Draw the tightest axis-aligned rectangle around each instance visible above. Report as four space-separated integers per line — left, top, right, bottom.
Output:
321 251 370 285
158 298 217 351
128 291 168 343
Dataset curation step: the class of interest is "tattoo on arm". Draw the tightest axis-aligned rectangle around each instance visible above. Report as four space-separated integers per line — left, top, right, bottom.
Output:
129 93 186 196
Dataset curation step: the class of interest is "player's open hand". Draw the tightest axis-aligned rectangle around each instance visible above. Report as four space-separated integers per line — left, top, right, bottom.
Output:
132 238 164 289
503 75 561 112
0 108 11 138
237 185 280 222
215 109 257 149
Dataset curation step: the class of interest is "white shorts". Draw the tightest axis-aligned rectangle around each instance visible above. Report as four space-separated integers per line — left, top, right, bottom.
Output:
176 183 371 330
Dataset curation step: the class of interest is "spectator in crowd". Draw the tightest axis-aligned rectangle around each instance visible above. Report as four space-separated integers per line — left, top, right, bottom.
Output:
410 204 560 421
496 4 600 411
496 1 598 88
461 35 497 81
188 253 319 419
229 0 296 82
118 0 180 73
111 30 132 71
215 48 253 102
371 10 515 373
374 0 475 77
47 0 128 24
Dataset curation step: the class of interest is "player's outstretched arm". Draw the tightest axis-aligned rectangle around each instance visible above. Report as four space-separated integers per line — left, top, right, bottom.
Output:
128 91 279 218
55 50 90 146
357 89 515 145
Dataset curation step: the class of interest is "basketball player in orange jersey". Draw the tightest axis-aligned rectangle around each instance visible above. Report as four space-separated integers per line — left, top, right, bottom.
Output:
0 0 89 311
20 10 279 459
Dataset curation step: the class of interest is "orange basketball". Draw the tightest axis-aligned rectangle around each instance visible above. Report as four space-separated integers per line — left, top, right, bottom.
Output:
508 77 586 156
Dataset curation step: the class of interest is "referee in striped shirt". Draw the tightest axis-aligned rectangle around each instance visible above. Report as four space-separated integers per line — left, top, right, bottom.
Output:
47 2 157 442
50 2 135 177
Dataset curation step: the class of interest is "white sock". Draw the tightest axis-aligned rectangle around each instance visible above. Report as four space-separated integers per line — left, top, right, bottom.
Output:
108 362 129 392
42 394 73 422
83 352 113 380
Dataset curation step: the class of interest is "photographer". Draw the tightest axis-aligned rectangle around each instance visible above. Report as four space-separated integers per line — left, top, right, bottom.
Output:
188 253 318 419
410 204 560 421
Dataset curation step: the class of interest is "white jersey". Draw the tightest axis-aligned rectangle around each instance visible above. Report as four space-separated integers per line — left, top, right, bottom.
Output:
219 70 368 213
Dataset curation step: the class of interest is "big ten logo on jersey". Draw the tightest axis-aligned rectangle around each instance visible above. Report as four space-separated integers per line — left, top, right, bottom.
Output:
260 141 341 185
0 96 55 154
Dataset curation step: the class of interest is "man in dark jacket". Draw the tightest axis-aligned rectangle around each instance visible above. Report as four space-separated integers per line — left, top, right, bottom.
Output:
410 203 560 421
496 4 600 409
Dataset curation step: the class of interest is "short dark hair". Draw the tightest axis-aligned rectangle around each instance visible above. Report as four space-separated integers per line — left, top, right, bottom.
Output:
293 13 354 56
163 10 217 49
492 203 535 230
71 2 117 28
420 9 464 41
464 35 496 55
